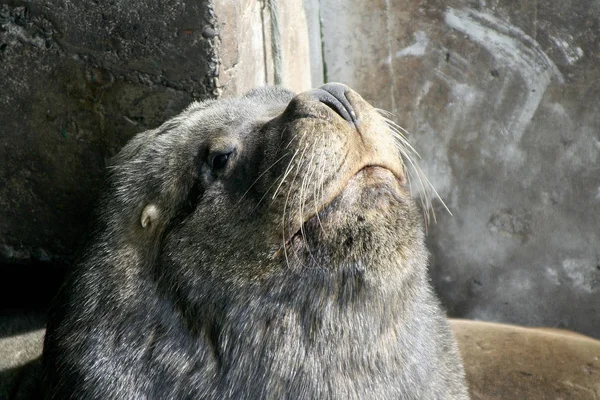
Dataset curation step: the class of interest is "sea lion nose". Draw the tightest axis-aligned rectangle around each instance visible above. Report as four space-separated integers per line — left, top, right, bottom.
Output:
308 83 358 125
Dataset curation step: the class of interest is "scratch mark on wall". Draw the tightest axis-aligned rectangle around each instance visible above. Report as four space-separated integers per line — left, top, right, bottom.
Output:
414 80 432 107
383 0 396 111
445 8 564 141
396 31 429 57
550 34 584 65
562 258 595 294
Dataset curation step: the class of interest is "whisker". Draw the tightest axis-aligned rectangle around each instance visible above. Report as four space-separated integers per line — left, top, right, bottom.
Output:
272 146 301 200
282 169 295 270
385 122 421 157
282 140 311 266
299 137 320 266
403 150 433 224
375 107 395 117
385 118 412 137
235 152 290 208
253 164 293 212
314 130 327 234
279 126 288 141
284 131 300 149
305 130 324 230
383 120 452 227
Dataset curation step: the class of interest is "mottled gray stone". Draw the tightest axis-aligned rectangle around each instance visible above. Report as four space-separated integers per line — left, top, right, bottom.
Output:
214 0 312 98
0 0 218 267
320 0 600 337
0 313 45 399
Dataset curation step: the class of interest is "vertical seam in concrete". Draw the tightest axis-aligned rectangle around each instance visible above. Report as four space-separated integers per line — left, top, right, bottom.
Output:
317 0 328 84
209 0 221 98
260 0 270 85
268 0 283 85
384 0 396 111
533 0 538 39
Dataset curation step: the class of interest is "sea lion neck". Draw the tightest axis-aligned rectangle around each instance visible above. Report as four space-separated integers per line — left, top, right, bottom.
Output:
158 268 444 399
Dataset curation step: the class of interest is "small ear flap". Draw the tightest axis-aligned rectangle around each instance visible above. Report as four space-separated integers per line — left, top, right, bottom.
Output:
141 204 160 228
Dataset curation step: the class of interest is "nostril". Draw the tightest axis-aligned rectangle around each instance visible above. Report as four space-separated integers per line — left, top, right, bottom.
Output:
308 83 358 125
321 83 357 124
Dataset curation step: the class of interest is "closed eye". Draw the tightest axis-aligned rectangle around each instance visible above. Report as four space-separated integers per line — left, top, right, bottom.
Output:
208 148 236 174
211 153 230 170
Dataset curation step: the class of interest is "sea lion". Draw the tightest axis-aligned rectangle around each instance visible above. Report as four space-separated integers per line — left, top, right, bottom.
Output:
42 83 469 399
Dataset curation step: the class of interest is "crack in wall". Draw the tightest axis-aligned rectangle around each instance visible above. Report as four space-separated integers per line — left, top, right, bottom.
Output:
317 0 327 84
267 0 283 85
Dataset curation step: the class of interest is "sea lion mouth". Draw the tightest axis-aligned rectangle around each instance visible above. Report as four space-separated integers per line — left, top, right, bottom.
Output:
279 163 404 252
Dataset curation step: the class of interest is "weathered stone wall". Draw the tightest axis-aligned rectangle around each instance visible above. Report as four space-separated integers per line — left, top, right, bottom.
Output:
215 0 312 96
319 0 600 337
0 0 218 271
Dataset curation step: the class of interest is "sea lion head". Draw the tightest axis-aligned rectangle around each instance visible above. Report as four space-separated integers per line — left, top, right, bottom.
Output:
44 84 467 399
104 83 427 308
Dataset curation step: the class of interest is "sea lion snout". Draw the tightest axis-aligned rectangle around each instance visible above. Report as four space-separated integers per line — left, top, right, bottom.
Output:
275 83 402 178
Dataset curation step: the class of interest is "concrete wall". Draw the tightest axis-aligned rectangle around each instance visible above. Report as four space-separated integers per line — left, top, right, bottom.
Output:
0 0 218 271
215 0 313 96
318 0 600 337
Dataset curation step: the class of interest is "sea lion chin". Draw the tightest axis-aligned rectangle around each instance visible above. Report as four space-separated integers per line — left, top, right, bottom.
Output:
42 83 469 399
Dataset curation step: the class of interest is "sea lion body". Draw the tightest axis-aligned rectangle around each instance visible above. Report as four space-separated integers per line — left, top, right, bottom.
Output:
42 84 468 399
